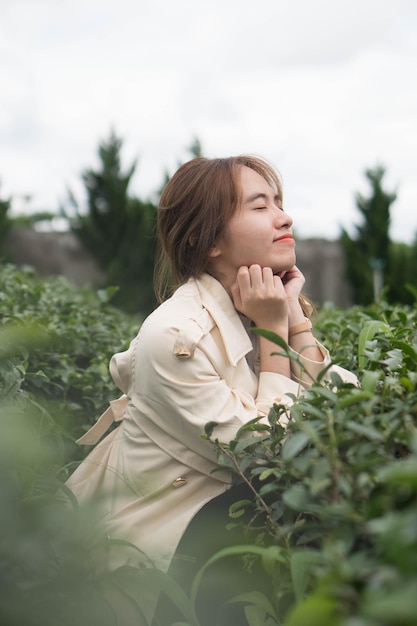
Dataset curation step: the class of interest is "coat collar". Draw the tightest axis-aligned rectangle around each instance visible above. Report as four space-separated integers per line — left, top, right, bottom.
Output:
176 273 253 367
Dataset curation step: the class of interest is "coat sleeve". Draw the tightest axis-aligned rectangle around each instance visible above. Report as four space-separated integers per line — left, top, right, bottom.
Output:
289 340 330 386
127 319 299 461
289 341 359 388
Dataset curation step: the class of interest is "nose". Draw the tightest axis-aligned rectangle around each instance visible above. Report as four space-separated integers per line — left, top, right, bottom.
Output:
273 207 293 229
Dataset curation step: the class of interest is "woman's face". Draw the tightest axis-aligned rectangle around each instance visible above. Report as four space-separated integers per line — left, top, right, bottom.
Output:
210 166 296 283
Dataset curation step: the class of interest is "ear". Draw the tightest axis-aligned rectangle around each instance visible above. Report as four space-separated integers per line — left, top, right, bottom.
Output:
208 245 222 258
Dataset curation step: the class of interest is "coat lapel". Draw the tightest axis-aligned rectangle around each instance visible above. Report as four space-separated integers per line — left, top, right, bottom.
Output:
190 274 253 367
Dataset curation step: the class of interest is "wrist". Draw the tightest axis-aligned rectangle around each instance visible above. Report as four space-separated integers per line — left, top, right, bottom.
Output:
289 319 312 337
287 298 305 317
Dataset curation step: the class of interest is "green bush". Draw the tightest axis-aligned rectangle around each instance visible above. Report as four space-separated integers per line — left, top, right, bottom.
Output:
0 264 150 626
1 263 417 625
207 302 417 625
0 263 140 465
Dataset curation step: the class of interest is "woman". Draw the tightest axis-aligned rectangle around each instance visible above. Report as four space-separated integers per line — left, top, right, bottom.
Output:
67 155 356 622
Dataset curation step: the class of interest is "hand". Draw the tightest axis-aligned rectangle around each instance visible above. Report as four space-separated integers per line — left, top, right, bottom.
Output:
280 265 305 302
230 265 289 330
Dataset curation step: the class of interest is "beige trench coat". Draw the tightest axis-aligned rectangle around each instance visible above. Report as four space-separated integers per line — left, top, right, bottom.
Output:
67 273 356 575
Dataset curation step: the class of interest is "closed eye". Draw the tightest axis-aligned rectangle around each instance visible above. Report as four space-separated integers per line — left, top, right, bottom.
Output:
253 205 284 212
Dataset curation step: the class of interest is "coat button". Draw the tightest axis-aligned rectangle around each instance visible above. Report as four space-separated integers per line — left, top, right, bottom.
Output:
172 477 187 488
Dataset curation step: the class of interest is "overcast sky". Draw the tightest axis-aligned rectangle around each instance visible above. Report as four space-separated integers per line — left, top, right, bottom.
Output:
1 0 416 242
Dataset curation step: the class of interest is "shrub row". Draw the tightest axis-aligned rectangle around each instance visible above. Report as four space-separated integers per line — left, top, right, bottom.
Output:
1 263 417 625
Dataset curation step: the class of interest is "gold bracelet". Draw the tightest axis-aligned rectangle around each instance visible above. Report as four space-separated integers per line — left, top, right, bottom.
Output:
289 319 313 336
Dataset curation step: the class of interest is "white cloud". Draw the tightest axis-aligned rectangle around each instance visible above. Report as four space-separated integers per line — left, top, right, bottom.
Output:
1 0 416 242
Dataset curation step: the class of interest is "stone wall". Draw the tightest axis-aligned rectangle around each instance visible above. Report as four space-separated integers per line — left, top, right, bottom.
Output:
4 228 104 288
297 238 352 308
4 229 352 307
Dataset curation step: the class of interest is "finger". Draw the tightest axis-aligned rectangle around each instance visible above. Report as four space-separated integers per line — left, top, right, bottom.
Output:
248 264 263 287
236 266 251 290
285 265 305 280
273 274 283 291
262 266 275 288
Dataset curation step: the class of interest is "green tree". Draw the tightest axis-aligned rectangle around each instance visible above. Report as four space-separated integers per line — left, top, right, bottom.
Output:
65 131 157 314
387 236 417 304
340 165 397 305
189 136 203 158
66 132 205 314
0 182 12 257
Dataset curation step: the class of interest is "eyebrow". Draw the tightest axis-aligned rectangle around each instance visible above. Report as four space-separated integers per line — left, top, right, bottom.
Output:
244 192 281 204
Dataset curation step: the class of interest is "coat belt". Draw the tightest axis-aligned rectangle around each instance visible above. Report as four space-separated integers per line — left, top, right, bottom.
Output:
76 395 128 445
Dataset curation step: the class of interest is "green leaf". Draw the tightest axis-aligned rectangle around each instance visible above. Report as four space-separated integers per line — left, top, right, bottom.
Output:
282 484 309 511
228 499 252 518
360 370 381 392
378 457 417 487
244 604 271 626
336 389 374 408
358 320 388 369
261 545 285 575
284 593 339 626
293 403 326 420
393 340 417 360
234 433 267 454
97 287 117 303
258 468 281 481
190 545 284 607
252 327 289 351
110 565 199 625
309 386 338 404
362 582 417 622
226 591 276 618
345 422 384 441
281 432 310 461
204 421 219 438
383 348 403 371
290 550 323 601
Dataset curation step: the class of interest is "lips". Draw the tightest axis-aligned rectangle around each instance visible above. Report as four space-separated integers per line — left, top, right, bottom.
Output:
275 234 294 243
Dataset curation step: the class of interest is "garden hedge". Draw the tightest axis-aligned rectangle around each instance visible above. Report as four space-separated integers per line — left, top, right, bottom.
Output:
1 263 416 625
